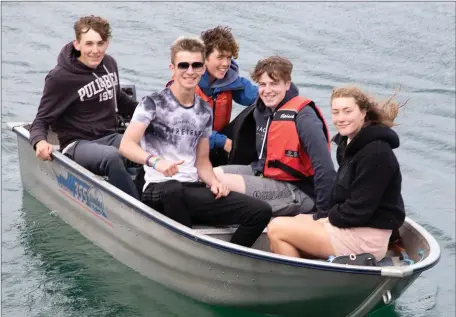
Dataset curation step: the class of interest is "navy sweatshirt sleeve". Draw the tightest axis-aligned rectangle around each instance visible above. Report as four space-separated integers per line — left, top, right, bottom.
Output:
295 106 336 211
29 74 76 149
328 144 396 228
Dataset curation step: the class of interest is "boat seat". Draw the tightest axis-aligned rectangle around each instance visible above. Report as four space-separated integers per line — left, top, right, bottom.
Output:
193 225 268 235
377 256 406 266
193 225 242 235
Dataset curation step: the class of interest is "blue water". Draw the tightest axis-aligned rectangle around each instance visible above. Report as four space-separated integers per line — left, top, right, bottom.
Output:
2 2 455 316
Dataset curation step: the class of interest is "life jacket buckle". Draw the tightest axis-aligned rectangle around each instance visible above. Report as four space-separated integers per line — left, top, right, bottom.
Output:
267 160 280 168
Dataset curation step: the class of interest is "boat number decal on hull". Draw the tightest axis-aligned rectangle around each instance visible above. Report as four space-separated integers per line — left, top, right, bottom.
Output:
55 170 110 223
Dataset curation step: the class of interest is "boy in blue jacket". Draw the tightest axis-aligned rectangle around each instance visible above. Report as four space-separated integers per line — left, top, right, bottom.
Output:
197 26 258 153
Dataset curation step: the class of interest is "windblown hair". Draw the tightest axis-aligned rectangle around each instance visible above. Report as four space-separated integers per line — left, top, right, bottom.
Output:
170 36 206 64
200 26 239 59
74 15 111 42
330 86 408 127
251 56 293 83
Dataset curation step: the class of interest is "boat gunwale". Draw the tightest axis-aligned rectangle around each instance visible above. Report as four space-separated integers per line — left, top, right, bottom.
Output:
8 122 441 277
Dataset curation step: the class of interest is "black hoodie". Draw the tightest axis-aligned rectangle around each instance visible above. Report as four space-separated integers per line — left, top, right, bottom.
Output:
29 42 138 150
251 84 336 211
317 124 406 229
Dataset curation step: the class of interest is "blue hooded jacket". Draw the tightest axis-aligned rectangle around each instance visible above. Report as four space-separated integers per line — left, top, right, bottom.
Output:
199 60 258 149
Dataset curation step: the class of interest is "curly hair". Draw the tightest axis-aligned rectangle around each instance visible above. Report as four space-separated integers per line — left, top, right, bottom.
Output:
331 86 407 127
170 36 206 64
251 56 293 83
200 26 239 59
74 15 111 42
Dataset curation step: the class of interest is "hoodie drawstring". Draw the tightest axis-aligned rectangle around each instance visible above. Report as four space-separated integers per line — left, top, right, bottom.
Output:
258 116 271 160
92 65 118 112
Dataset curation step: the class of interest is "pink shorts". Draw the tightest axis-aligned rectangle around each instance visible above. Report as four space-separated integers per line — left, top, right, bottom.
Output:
324 222 392 260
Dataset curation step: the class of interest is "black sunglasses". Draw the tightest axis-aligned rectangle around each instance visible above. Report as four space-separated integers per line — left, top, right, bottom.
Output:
177 62 204 70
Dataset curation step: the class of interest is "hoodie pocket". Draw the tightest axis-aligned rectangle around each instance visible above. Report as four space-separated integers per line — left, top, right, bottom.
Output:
333 161 354 201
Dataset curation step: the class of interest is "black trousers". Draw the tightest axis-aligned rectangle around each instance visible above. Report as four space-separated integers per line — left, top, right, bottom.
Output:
142 181 272 247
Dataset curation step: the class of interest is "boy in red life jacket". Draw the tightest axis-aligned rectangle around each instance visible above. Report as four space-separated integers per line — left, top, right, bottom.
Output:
214 56 336 217
197 26 258 154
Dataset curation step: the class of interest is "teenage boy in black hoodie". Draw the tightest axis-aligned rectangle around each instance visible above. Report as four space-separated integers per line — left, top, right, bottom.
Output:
29 15 139 199
214 56 336 216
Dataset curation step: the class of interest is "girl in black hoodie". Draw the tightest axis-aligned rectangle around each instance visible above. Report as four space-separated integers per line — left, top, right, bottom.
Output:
267 86 406 261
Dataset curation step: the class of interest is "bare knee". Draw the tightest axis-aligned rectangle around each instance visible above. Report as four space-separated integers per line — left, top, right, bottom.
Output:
213 167 225 179
267 217 288 240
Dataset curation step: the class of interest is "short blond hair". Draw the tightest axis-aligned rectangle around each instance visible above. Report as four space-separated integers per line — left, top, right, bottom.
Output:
170 36 206 64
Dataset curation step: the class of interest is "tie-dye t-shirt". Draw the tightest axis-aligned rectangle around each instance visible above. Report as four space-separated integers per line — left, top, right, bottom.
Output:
131 87 212 186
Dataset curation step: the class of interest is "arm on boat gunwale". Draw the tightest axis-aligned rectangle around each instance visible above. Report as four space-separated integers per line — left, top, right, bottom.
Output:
29 76 75 150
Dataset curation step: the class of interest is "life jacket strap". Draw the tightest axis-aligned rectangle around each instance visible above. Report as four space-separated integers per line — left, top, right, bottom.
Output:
267 159 311 181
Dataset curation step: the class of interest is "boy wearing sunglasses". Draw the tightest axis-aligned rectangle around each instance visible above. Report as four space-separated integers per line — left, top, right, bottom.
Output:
119 37 272 248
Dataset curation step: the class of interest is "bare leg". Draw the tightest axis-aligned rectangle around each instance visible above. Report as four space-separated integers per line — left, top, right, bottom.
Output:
270 239 301 257
213 167 247 194
267 214 335 259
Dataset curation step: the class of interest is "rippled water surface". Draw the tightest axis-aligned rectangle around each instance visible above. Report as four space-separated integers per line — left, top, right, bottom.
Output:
2 2 455 317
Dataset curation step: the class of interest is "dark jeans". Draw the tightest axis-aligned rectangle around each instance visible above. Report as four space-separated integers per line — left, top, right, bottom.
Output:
142 180 272 247
65 133 140 200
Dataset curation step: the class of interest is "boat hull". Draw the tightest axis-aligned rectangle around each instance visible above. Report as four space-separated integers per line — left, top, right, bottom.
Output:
9 123 440 317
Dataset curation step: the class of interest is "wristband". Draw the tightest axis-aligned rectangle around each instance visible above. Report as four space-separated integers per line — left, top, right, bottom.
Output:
151 157 161 169
145 153 154 167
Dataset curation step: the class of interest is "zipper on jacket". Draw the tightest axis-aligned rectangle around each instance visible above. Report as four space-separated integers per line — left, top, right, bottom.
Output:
212 95 217 129
260 111 276 172
258 116 271 160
